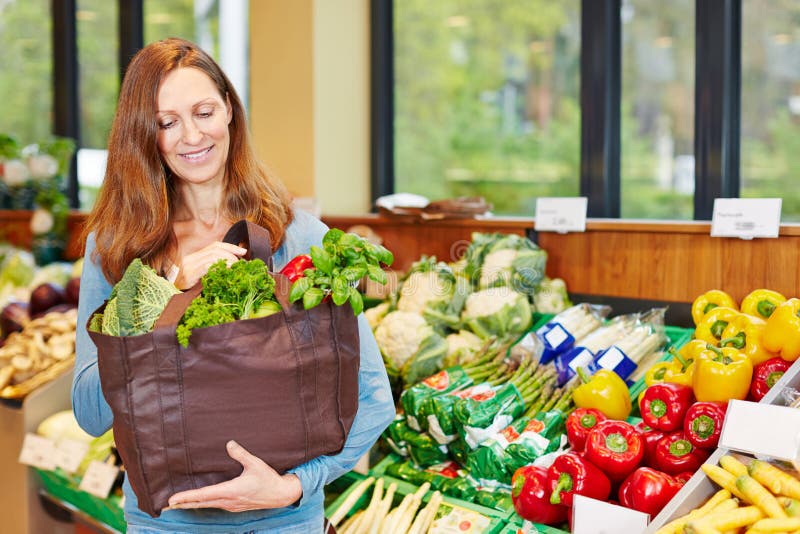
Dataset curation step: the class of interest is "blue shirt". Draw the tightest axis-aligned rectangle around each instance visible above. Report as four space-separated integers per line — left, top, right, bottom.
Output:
72 210 395 532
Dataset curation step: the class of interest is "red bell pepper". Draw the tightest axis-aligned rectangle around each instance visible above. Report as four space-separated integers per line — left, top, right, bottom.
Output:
654 432 710 475
750 357 792 401
566 408 607 452
511 465 569 525
618 467 684 517
634 421 667 469
547 452 612 506
279 254 314 282
585 420 644 482
640 383 695 432
683 401 727 450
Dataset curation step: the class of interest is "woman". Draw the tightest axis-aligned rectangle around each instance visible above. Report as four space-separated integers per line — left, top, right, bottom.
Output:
72 38 395 533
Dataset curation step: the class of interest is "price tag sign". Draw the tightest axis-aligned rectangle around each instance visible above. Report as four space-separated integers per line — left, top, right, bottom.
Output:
78 460 119 499
572 495 649 534
544 324 569 347
720 400 800 460
55 439 90 474
18 433 57 471
710 198 782 239
535 197 588 233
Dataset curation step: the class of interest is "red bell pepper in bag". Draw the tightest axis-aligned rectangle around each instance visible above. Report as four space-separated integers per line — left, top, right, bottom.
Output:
654 432 710 475
683 401 727 449
640 382 695 432
634 421 667 469
750 357 792 401
585 420 644 482
511 465 569 525
565 408 607 452
279 254 314 282
618 467 684 516
547 452 612 506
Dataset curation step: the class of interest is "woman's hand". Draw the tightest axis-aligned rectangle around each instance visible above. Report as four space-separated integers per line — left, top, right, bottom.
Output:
167 440 302 512
174 242 247 289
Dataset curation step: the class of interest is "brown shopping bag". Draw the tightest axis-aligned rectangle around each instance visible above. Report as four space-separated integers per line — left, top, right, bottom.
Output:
88 220 360 517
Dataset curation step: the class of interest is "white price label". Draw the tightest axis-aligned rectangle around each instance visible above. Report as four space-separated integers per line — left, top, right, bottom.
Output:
568 349 594 372
18 433 57 471
572 495 649 534
710 198 782 239
544 324 569 347
535 197 588 233
720 400 800 460
78 460 119 499
597 346 625 370
55 439 90 474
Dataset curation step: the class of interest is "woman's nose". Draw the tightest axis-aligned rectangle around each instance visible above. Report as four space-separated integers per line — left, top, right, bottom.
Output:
182 120 203 144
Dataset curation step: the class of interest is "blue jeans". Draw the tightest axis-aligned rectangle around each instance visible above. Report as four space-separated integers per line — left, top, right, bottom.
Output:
125 516 324 534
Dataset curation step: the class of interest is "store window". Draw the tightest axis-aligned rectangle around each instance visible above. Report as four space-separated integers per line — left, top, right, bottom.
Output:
144 0 249 107
76 0 118 209
393 0 581 216
0 0 53 144
620 0 694 219
740 0 800 222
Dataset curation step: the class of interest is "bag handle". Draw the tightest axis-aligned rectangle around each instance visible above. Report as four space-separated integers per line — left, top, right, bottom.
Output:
153 220 285 331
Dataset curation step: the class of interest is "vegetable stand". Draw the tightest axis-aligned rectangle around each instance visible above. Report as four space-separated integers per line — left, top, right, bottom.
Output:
644 356 800 532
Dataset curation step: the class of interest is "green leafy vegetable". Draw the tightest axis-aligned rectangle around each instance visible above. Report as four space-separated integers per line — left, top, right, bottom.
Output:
90 258 180 336
176 258 279 347
287 229 394 314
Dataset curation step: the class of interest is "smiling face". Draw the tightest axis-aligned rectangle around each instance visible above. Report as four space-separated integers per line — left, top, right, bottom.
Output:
156 67 232 186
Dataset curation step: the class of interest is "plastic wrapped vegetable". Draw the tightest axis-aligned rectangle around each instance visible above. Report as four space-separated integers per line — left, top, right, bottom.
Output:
460 286 532 340
373 310 448 384
464 233 547 297
400 366 473 432
453 383 526 449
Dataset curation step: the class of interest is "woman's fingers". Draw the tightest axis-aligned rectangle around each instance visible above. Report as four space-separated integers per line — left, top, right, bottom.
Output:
175 242 247 288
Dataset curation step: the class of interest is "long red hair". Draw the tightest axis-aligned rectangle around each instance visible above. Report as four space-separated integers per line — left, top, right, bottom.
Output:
84 38 293 283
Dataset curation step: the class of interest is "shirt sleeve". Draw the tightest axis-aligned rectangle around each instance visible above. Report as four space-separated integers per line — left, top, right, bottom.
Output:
71 233 115 437
283 210 395 506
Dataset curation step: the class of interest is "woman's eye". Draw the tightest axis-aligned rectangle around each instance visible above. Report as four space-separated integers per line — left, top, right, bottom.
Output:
159 120 176 130
197 111 213 119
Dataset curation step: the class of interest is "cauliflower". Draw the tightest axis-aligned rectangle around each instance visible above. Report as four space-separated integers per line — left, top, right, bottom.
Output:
465 233 547 296
397 270 452 314
479 249 518 288
533 277 572 314
374 310 448 384
365 301 391 329
461 286 532 340
444 329 484 367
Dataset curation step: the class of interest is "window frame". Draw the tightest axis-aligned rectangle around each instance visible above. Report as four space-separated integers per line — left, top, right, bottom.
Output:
372 0 745 220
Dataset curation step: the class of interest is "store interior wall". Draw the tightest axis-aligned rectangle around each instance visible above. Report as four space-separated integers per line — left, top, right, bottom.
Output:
249 0 370 215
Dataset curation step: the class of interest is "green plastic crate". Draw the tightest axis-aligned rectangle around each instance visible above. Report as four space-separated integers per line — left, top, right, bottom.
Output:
35 468 126 533
325 474 507 533
626 325 694 402
504 514 570 534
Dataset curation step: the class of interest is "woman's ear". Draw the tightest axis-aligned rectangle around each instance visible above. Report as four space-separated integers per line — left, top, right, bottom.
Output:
226 93 233 124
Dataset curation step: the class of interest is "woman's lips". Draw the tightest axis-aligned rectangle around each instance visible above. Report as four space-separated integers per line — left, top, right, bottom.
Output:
179 145 213 162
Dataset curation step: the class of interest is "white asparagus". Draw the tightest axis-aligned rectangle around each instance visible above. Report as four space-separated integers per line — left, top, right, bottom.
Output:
329 476 375 527
369 482 397 534
352 478 384 534
338 510 364 534
408 491 442 534
382 493 414 533
394 482 432 534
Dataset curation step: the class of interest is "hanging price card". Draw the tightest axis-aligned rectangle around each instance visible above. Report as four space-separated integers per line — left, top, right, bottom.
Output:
572 495 648 534
720 400 800 459
79 460 120 499
710 198 782 239
18 433 57 471
55 439 90 474
535 197 588 233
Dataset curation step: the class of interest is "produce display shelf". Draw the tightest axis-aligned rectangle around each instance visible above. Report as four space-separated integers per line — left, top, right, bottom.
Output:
627 325 694 403
325 473 508 533
644 357 800 532
35 468 126 533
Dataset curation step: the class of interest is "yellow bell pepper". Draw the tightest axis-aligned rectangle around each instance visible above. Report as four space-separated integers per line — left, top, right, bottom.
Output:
763 298 800 361
644 349 696 388
574 367 631 420
694 306 740 345
693 346 754 402
679 339 710 361
692 289 737 326
740 289 787 320
719 313 777 366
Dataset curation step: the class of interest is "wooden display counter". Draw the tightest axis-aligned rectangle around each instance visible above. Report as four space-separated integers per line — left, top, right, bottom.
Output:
2 209 798 304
